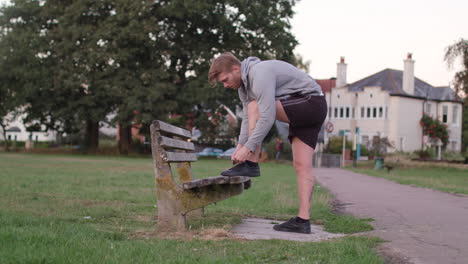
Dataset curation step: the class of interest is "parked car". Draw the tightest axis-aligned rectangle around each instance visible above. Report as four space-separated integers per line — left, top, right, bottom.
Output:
217 147 236 159
196 147 224 157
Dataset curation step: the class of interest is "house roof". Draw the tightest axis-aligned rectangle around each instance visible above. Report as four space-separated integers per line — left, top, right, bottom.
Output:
6 126 21 132
316 79 336 93
347 69 461 102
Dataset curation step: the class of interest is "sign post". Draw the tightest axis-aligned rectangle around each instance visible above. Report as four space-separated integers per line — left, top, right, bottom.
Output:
339 129 350 167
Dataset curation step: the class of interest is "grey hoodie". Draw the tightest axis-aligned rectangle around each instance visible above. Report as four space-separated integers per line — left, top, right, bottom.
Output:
238 57 323 152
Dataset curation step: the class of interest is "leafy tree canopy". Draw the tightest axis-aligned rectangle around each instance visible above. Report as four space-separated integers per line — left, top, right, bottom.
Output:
0 0 300 148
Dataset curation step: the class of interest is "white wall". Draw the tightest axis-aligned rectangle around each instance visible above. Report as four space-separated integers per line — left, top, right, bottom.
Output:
325 87 391 150
436 101 463 152
389 96 424 152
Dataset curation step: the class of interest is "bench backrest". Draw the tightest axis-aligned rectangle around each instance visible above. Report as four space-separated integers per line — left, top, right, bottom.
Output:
150 120 196 183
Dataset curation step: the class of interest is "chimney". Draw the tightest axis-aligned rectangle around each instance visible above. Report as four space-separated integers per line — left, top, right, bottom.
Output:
402 53 415 95
336 57 347 87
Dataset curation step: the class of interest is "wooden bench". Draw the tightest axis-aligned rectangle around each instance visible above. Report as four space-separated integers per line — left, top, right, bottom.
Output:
150 120 251 231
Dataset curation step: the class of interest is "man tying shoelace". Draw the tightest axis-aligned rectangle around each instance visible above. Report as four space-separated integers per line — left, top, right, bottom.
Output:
208 52 327 234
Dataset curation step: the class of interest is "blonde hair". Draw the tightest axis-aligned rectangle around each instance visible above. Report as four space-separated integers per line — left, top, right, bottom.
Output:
208 52 241 85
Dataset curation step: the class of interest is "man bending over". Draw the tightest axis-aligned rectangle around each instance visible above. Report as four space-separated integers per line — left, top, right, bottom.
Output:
208 53 327 234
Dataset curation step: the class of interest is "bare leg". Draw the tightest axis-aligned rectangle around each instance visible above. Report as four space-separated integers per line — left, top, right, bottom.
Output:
275 100 290 122
246 101 261 162
276 99 315 218
291 137 315 219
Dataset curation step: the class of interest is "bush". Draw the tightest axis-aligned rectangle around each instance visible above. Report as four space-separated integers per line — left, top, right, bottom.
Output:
414 148 435 159
324 136 370 156
420 114 449 145
325 136 352 154
441 151 465 161
359 145 369 156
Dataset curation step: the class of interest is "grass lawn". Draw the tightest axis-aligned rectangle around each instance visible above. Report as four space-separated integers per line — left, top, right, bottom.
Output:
348 161 468 195
0 153 382 263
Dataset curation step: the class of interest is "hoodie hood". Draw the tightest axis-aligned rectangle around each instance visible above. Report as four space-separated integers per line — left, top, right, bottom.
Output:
240 57 261 90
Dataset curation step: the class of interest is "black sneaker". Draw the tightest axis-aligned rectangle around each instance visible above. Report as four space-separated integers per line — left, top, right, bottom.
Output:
221 161 260 177
273 217 311 234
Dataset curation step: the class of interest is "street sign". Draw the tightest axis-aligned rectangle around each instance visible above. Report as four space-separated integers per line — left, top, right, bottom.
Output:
325 121 334 133
338 129 350 137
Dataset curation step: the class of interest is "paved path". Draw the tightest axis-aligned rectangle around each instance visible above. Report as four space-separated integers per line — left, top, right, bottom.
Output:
315 168 468 264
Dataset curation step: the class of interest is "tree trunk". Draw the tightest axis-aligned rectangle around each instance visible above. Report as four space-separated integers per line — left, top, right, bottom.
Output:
85 120 99 152
0 122 9 152
118 123 132 155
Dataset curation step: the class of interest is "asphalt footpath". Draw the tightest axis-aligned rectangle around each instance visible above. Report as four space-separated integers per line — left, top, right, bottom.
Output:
315 168 468 264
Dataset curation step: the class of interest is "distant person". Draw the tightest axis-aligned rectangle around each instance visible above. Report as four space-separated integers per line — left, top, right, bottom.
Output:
275 137 284 162
208 52 327 234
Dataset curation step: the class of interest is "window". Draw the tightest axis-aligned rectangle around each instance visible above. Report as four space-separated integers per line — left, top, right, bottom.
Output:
367 107 371 118
361 136 369 147
378 107 383 118
346 107 350 118
373 107 377 118
340 107 344 118
328 107 332 118
352 107 355 118
451 141 457 151
8 135 11 140
442 105 448 123
425 103 431 114
35 135 39 141
334 107 338 118
452 105 458 124
361 107 365 118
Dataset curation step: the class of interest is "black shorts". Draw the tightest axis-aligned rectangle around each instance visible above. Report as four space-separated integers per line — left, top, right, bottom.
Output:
280 94 327 149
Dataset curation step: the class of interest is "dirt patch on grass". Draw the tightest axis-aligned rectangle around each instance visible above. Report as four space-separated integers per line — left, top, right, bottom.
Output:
131 225 246 241
377 245 414 264
130 214 155 223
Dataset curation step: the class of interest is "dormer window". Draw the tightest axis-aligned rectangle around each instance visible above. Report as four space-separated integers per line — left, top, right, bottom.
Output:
442 105 448 123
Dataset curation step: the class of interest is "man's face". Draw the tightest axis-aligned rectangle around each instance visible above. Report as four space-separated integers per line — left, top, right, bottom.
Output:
217 65 241 90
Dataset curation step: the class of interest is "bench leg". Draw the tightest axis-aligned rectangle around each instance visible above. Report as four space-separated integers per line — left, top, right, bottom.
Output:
157 199 186 232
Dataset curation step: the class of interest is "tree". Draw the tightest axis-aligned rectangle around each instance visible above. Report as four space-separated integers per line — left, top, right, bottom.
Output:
140 0 300 146
0 1 37 151
445 39 468 152
0 0 300 153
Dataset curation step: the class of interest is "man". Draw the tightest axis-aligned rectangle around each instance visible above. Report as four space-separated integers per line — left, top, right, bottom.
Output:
275 137 284 162
208 52 327 234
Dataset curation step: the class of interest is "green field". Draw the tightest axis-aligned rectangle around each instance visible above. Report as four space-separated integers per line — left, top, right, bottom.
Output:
349 162 468 195
0 153 383 263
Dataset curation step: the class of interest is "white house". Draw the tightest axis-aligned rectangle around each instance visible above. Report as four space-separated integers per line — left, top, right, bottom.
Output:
0 113 58 142
325 54 463 153
0 112 118 143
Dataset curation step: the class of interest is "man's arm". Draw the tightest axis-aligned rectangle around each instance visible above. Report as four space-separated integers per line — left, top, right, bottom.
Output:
243 68 276 152
237 101 249 146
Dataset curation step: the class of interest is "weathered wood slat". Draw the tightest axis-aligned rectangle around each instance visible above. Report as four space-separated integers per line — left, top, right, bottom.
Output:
152 120 192 139
162 151 197 162
159 136 195 151
182 176 250 190
229 176 251 184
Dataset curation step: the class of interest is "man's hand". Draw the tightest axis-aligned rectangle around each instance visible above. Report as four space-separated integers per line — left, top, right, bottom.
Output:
231 144 242 163
232 146 252 163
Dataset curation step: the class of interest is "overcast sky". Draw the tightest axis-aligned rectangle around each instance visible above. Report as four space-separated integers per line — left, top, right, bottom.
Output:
291 0 468 86
1 0 467 87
